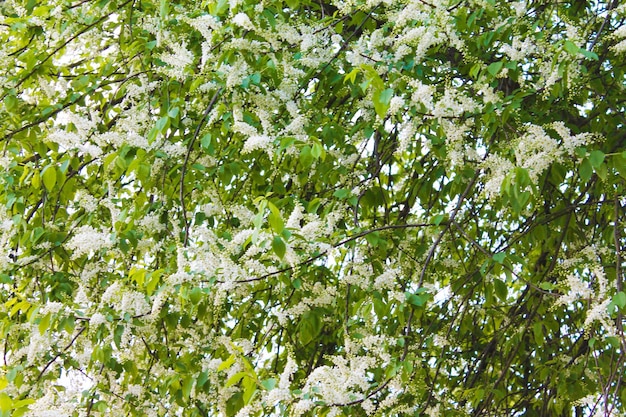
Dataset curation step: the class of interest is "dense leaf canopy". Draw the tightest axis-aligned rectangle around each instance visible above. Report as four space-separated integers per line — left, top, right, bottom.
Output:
1 0 626 415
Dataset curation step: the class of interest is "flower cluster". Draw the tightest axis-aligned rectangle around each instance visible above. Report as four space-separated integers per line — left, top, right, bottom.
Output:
66 225 112 258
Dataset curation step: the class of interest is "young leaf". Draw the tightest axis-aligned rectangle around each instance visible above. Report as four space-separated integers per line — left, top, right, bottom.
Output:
42 166 57 192
373 88 394 118
267 202 284 234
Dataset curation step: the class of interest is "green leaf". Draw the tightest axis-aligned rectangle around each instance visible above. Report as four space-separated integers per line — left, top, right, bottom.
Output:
267 202 284 234
595 162 607 181
31 171 41 189
373 88 393 118
0 393 12 412
574 147 587 158
344 68 359 84
299 145 314 167
563 40 579 55
160 0 169 19
333 188 350 199
613 292 626 309
197 371 209 389
487 61 503 76
606 336 620 349
539 282 555 291
469 63 481 79
42 166 57 192
146 271 162 296
218 355 236 371
579 48 598 61
272 236 286 259
532 323 544 347
492 252 506 264
299 311 322 345
365 231 379 246
189 287 202 304
242 375 257 404
156 116 169 132
405 291 429 307
168 107 179 118
579 158 592 182
359 64 383 90
311 142 324 160
208 0 228 16
261 378 276 390
588 150 605 168
38 312 51 335
147 127 159 144
4 94 17 112
494 279 507 301
182 376 194 399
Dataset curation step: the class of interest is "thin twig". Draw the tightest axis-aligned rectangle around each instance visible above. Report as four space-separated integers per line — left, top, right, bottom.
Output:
588 0 618 52
180 88 222 247
224 222 434 284
36 326 87 382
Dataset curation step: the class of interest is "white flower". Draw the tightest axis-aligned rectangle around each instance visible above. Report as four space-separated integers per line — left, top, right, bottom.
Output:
126 384 143 397
120 290 151 316
74 287 90 306
89 313 107 327
550 121 593 156
286 204 304 229
40 302 64 315
515 124 559 180
482 154 515 200
373 268 398 290
159 41 195 80
388 96 405 115
500 36 534 61
66 225 112 258
232 13 254 31
242 135 272 154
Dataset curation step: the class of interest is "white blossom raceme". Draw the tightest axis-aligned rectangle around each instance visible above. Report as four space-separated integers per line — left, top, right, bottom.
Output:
66 225 112 258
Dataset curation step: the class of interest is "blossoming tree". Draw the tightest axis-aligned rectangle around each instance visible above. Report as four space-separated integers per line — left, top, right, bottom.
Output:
1 0 626 415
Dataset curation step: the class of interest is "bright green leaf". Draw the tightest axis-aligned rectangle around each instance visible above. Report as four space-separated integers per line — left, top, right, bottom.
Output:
0 393 11 412
267 202 284 234
42 166 56 192
38 312 51 335
373 88 394 118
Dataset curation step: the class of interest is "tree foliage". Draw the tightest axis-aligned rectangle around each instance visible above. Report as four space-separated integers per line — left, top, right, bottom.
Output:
1 0 626 415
